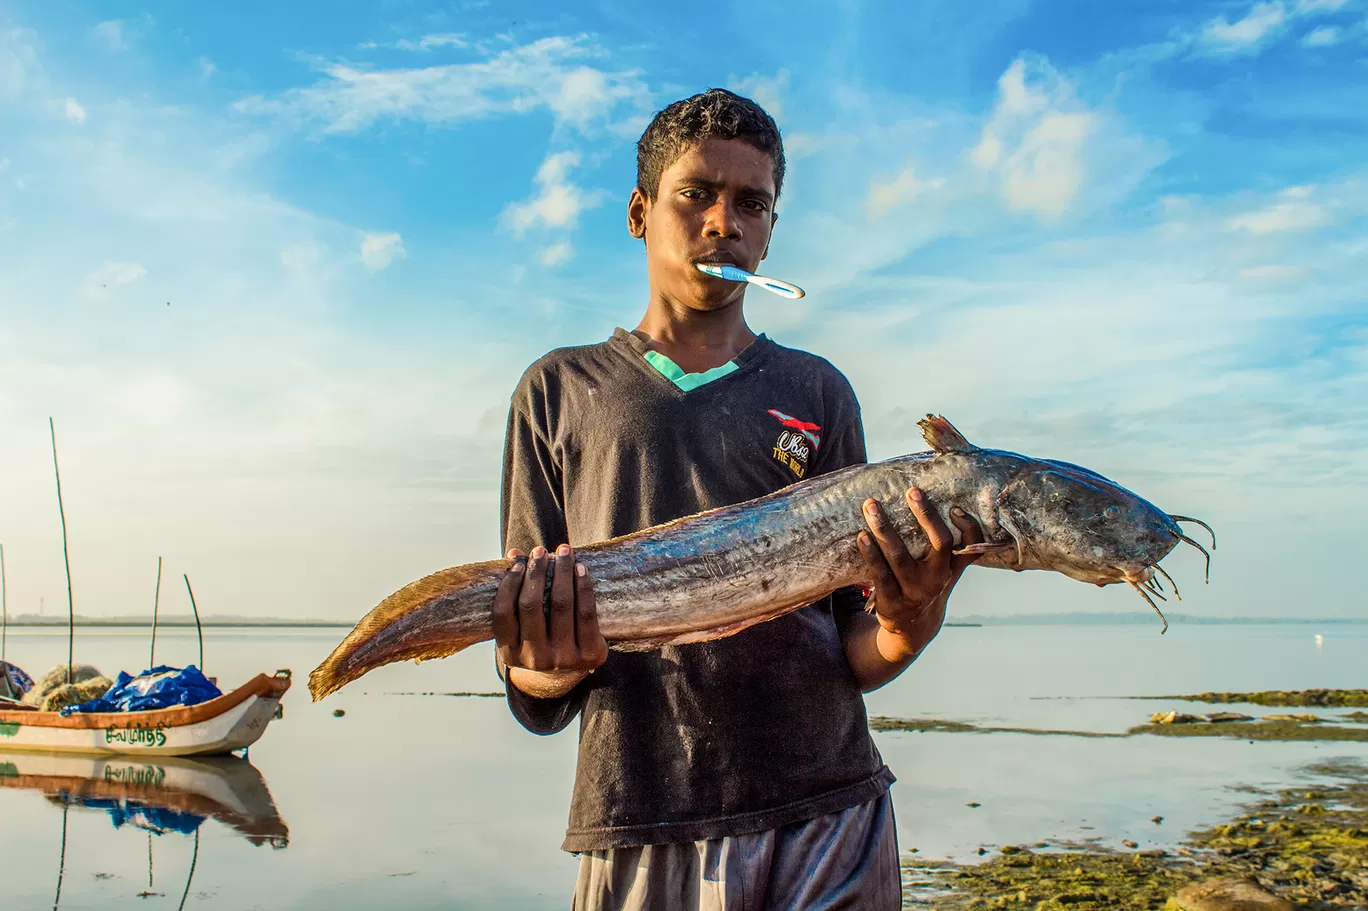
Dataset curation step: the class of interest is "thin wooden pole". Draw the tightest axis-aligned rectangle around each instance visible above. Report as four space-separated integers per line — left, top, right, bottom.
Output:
49 418 75 684
150 557 163 669
1 541 7 664
183 574 203 670
53 802 70 910
176 828 200 911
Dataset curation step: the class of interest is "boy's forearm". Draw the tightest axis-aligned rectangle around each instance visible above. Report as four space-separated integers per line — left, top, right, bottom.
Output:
842 609 939 692
508 666 592 700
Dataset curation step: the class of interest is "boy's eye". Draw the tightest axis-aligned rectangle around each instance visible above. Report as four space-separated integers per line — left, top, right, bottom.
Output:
741 199 769 212
680 188 709 200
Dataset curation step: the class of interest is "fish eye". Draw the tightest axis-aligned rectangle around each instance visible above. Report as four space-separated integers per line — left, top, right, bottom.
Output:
1103 506 1121 519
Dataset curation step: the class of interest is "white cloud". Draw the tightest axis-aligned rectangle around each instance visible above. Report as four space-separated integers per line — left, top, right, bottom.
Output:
1199 2 1287 52
83 260 147 297
866 166 945 219
63 97 86 123
1301 25 1342 44
395 33 468 51
970 59 1098 220
198 56 217 78
92 20 128 51
360 232 406 271
1191 0 1352 56
1 27 41 100
1227 186 1330 233
501 151 603 235
728 70 790 121
234 36 647 135
537 240 573 267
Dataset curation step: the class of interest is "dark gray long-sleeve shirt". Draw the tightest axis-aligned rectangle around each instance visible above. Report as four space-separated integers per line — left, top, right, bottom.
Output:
500 328 893 852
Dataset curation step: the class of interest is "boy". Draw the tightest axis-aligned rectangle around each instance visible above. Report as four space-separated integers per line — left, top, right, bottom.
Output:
493 89 983 910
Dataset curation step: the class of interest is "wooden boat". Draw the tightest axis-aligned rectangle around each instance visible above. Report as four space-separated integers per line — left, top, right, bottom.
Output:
0 670 291 757
0 748 289 846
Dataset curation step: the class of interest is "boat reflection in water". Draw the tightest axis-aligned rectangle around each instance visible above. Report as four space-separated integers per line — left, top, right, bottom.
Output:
1 748 287 907
0 749 289 847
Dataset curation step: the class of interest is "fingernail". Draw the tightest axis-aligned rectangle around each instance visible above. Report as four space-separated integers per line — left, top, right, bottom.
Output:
908 488 924 502
858 531 871 547
557 544 570 557
531 546 546 559
951 506 966 517
576 563 587 577
864 500 877 515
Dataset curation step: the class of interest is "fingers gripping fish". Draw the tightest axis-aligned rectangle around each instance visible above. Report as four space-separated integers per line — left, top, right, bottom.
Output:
308 416 1213 701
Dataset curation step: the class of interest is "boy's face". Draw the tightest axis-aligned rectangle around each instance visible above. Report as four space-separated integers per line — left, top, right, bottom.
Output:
628 138 778 311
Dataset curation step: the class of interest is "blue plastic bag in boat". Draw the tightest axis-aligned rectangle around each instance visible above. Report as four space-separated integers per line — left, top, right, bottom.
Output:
62 665 222 715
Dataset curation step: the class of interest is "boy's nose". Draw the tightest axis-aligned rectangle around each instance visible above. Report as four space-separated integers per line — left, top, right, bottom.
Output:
703 199 742 240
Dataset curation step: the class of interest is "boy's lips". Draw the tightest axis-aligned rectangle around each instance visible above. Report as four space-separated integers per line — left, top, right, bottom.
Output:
693 251 740 266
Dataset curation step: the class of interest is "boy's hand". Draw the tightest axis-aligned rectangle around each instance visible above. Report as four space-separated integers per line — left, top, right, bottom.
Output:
857 487 984 660
493 544 609 699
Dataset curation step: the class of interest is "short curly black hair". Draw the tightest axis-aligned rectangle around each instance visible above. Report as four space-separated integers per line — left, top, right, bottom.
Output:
636 88 786 203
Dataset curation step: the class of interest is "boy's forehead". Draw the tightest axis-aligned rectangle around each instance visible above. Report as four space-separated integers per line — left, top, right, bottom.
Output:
661 138 776 194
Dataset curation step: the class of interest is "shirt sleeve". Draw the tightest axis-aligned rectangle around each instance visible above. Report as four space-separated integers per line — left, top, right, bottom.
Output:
809 364 873 635
496 364 590 736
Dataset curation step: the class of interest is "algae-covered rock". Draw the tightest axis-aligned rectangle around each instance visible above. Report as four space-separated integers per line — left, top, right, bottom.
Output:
1164 689 1368 707
1206 712 1254 723
1166 878 1293 911
1131 718 1368 742
1262 713 1319 723
903 762 1368 910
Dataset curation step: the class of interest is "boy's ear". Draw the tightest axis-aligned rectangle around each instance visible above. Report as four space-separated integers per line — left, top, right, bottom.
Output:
627 186 648 240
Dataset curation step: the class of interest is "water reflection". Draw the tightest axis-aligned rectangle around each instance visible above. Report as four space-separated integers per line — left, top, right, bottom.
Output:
0 749 289 847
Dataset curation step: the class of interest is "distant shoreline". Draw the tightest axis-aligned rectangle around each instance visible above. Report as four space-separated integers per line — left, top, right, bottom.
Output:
0 613 1362 630
1 618 352 628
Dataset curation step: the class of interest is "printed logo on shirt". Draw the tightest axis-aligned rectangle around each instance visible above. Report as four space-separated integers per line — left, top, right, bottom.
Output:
768 409 821 479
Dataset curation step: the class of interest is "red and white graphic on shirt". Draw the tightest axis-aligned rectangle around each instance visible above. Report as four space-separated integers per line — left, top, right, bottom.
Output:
768 409 821 479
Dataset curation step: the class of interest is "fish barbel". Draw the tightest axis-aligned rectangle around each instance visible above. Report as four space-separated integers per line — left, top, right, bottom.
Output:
308 416 1213 700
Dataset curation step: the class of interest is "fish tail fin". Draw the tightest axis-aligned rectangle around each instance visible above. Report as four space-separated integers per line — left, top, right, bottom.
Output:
918 414 978 454
307 561 504 701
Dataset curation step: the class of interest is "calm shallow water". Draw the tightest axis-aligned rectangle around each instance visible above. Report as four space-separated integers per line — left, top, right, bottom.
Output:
0 623 1363 909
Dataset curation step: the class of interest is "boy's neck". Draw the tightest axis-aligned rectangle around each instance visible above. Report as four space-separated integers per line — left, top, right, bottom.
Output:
632 296 758 375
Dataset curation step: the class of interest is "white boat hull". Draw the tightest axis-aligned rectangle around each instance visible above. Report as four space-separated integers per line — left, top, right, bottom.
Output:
0 672 290 757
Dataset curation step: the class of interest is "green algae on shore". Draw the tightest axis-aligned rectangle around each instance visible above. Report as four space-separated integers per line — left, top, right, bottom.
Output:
870 716 1127 739
902 761 1368 909
870 715 1368 743
1147 689 1368 707
1130 719 1368 743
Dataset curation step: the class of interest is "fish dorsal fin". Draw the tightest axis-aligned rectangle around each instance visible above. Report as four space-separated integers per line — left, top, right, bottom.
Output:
918 414 978 454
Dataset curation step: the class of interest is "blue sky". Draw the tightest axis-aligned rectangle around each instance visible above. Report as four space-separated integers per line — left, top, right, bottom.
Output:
0 0 1364 624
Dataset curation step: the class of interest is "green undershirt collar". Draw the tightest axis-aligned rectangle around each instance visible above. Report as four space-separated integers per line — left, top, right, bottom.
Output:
642 350 739 391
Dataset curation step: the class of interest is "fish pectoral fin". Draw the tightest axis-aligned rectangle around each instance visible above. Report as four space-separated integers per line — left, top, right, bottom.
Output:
953 542 1017 556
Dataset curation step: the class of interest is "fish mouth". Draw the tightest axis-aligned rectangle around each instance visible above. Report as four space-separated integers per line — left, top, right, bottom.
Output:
1124 516 1217 635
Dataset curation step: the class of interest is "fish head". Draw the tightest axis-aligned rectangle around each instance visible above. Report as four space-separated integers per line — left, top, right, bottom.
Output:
998 461 1181 586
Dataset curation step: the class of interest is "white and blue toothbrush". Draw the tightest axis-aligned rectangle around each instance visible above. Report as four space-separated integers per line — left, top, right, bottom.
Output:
695 263 806 299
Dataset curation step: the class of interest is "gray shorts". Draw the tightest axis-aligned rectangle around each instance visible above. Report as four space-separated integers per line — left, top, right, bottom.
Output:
571 792 900 911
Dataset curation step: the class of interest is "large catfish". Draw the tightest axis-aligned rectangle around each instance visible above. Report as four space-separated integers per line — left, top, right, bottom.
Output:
309 416 1213 700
